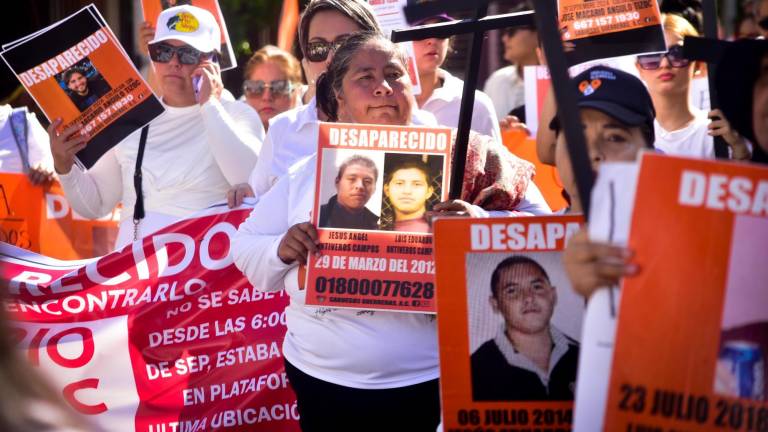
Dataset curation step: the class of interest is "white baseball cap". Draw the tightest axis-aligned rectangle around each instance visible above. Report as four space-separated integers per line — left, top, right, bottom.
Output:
149 5 221 53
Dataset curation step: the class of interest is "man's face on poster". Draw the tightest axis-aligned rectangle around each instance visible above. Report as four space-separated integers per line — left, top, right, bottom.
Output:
67 72 88 95
491 263 556 334
335 163 376 211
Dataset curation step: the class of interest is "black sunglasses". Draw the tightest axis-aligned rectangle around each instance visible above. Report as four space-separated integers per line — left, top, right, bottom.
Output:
305 35 350 63
243 79 295 97
637 45 690 70
148 43 210 65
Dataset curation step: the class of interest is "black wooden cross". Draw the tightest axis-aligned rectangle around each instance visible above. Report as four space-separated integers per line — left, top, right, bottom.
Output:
391 0 596 219
390 0 534 200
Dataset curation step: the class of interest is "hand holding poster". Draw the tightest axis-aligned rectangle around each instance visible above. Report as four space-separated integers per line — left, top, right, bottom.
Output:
0 206 299 431
305 122 452 313
434 215 585 431
1 5 164 169
603 153 768 431
141 0 238 71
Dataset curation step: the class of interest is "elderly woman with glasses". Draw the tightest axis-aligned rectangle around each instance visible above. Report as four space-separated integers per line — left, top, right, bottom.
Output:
242 45 303 131
635 13 750 159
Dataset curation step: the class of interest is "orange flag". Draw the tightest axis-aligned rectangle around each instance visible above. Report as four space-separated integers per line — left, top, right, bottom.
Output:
277 0 299 52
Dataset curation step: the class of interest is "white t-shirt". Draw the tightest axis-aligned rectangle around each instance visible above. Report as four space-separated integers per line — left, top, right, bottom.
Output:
0 105 53 173
421 69 503 145
59 98 265 249
233 154 440 389
482 65 525 121
653 109 715 159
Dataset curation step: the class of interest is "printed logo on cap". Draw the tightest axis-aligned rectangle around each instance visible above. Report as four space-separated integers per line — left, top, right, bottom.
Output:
166 12 199 33
579 79 602 96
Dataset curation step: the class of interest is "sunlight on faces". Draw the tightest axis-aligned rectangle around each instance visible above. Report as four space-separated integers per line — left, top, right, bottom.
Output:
246 62 296 126
491 263 556 335
336 41 412 125
554 108 648 211
636 30 695 98
754 55 768 152
304 10 364 84
384 167 433 219
336 163 377 211
67 72 88 95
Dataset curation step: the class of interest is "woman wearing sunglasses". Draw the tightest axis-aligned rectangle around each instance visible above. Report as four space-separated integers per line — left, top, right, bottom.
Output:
49 5 264 249
226 0 381 209
635 14 750 160
242 45 303 131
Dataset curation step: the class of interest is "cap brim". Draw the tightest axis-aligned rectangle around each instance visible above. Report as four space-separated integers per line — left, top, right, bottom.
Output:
413 14 455 26
149 35 218 54
716 39 768 145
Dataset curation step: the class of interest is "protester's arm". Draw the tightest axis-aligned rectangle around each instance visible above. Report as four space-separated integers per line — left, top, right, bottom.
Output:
202 99 264 185
708 108 752 160
248 128 277 197
57 148 123 219
536 83 558 165
232 174 317 292
25 111 55 185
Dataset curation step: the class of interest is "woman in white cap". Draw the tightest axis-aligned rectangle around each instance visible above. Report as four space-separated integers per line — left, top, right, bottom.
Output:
48 5 264 249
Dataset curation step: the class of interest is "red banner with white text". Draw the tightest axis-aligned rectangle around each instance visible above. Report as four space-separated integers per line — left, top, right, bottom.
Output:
0 206 299 432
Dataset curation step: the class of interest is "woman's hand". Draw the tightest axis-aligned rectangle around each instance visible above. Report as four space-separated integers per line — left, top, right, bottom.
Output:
27 163 55 186
227 183 255 208
708 109 751 160
47 119 87 175
277 222 320 265
431 200 483 218
138 21 155 56
563 229 638 298
194 59 223 105
499 115 530 134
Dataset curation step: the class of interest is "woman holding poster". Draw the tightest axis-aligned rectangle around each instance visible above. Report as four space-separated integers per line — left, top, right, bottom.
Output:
233 32 541 431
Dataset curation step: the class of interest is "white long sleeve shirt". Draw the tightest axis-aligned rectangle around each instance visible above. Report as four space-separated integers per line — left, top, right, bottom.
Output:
59 98 264 249
233 155 440 389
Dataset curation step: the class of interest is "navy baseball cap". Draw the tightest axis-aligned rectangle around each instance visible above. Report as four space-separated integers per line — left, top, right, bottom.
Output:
551 65 657 145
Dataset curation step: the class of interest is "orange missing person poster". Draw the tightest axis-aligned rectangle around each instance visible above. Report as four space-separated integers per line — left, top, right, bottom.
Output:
0 173 118 260
557 0 665 65
141 0 238 71
604 154 768 431
434 215 585 431
1 5 164 169
305 122 452 313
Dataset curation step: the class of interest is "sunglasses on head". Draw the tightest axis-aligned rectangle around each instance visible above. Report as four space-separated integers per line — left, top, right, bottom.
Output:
243 79 295 97
305 35 350 63
636 45 690 70
504 25 535 37
148 43 211 65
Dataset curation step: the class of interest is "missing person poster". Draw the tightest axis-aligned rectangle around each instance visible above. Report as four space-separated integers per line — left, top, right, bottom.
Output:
305 122 452 313
557 0 665 65
0 206 299 432
603 153 768 431
1 5 164 169
141 0 238 71
0 172 119 260
434 215 586 431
